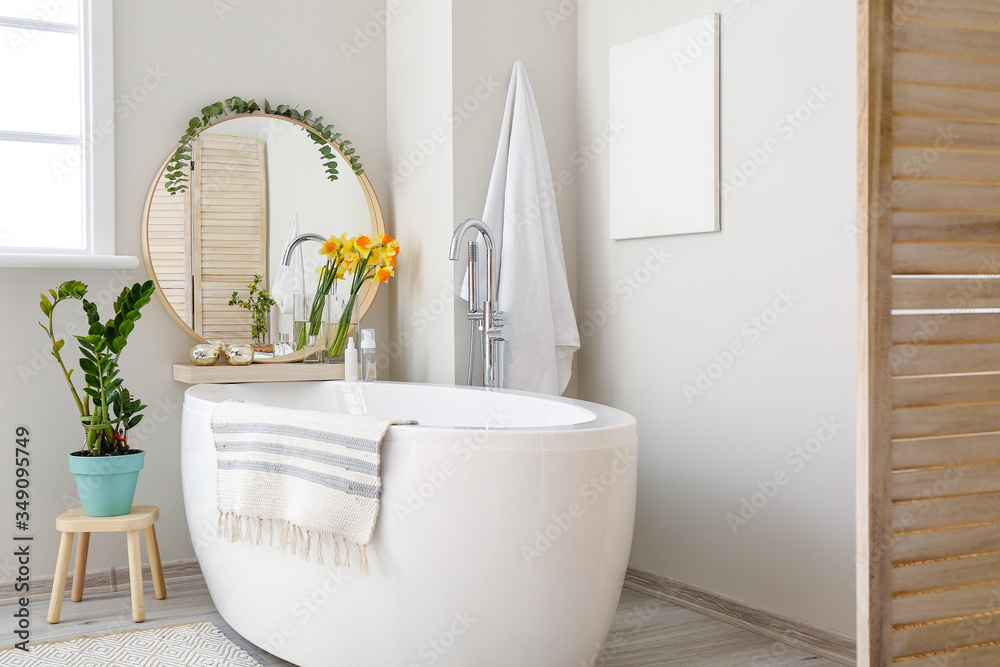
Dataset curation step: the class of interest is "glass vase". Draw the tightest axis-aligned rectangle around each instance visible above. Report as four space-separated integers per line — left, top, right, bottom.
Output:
326 290 361 362
293 294 331 351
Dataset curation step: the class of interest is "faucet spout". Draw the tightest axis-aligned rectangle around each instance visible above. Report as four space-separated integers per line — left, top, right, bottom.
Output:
449 218 495 303
282 233 327 265
449 218 493 257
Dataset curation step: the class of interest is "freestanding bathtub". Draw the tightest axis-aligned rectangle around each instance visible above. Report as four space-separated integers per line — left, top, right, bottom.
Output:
182 381 637 667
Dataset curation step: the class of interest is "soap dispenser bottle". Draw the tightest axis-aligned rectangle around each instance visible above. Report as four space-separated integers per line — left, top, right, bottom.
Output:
360 329 377 382
344 336 358 382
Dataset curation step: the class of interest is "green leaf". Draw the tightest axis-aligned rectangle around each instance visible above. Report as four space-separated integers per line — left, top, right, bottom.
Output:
79 358 99 375
112 337 127 354
39 294 52 316
53 339 65 353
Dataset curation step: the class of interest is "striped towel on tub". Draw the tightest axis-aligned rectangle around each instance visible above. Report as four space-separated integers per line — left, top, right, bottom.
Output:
210 400 411 573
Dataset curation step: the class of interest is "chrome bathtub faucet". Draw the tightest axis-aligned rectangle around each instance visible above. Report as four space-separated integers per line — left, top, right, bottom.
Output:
281 233 326 265
449 218 507 389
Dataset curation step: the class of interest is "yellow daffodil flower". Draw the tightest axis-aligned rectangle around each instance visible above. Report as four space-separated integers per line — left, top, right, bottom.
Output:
319 236 340 258
355 235 373 258
374 266 394 284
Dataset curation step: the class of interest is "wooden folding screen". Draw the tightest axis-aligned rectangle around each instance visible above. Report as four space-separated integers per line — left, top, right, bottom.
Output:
860 0 1000 664
191 133 268 342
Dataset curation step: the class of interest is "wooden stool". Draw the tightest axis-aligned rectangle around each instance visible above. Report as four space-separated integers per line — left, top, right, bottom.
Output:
47 505 166 624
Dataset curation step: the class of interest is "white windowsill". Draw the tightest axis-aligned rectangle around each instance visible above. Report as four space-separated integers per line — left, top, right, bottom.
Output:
0 254 140 270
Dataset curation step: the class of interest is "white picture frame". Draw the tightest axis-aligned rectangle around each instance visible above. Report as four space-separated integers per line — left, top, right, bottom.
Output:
609 13 721 240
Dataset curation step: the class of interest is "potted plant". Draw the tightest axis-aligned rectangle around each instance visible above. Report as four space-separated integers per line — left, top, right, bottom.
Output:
228 273 276 349
39 280 156 517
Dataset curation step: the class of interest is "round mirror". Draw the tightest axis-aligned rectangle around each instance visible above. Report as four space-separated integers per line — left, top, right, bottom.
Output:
141 113 384 350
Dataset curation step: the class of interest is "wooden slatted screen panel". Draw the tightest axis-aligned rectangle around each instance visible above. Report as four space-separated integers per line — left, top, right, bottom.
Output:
191 133 268 342
882 0 1000 663
145 175 191 325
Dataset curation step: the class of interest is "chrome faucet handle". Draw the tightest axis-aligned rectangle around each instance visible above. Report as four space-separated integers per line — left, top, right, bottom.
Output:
488 310 506 339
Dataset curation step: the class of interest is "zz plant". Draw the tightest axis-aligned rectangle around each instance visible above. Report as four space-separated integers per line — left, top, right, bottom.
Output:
165 96 365 195
39 280 156 456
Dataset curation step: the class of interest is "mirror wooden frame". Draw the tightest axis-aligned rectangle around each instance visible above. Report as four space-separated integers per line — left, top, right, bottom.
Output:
140 113 385 344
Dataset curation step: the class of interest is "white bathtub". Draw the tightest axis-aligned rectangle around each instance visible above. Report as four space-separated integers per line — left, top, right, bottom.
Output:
181 381 637 667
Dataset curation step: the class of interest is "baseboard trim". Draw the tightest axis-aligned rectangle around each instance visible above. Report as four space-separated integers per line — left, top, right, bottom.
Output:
624 567 856 666
0 558 203 607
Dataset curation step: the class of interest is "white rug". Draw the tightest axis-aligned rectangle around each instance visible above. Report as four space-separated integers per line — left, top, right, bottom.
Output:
0 621 262 666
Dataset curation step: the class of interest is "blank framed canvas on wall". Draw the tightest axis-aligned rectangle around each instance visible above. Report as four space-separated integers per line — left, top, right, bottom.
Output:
609 14 721 240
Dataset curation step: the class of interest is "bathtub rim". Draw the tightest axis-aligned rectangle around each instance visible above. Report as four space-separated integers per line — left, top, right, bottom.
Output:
183 380 637 451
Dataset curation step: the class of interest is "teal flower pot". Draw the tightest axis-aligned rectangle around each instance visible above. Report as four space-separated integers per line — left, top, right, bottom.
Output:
68 450 145 517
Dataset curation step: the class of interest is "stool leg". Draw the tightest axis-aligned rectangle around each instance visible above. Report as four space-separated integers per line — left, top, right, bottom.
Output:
126 530 145 622
47 532 74 624
143 525 166 600
71 532 90 602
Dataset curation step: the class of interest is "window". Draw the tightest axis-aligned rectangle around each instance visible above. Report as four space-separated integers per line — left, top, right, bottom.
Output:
0 0 130 267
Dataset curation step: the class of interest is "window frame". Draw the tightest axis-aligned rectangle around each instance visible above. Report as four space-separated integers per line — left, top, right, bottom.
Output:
0 0 136 269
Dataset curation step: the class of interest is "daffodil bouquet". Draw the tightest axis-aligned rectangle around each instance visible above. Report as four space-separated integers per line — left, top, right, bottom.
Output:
296 233 399 356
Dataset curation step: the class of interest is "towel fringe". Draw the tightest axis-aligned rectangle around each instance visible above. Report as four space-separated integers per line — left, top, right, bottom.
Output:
216 511 371 573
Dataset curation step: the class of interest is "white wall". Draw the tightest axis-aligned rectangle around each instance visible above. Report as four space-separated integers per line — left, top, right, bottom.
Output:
1 0 858 638
0 0 389 575
576 0 858 634
385 0 456 384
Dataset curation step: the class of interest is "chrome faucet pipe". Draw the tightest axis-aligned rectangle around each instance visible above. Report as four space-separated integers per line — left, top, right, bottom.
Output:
281 233 326 265
450 218 503 388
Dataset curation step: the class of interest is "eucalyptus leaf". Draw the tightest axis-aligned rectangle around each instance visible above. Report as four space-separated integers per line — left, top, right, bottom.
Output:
166 98 363 193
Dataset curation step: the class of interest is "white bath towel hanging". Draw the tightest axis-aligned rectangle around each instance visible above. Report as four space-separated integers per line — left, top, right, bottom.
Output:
271 213 303 314
461 61 580 395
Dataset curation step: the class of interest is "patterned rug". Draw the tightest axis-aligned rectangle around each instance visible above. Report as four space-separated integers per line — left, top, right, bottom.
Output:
0 621 262 666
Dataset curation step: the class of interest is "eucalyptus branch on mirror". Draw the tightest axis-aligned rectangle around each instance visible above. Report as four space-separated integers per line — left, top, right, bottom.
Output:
164 96 365 195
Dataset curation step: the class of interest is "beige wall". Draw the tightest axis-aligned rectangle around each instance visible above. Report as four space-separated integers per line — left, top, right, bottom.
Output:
576 0 858 634
0 0 389 575
450 2 579 389
386 1 578 387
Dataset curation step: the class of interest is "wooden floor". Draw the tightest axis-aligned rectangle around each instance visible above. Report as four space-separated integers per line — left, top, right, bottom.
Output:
11 579 837 666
